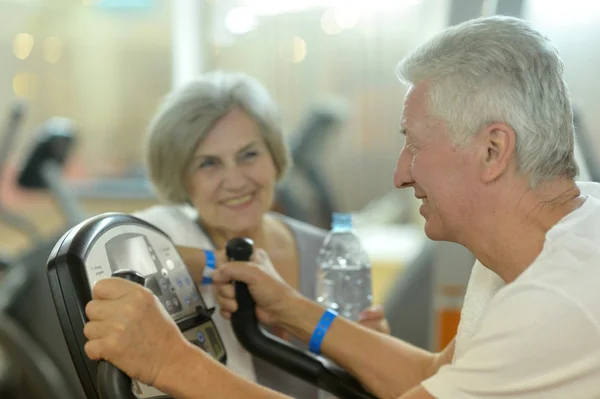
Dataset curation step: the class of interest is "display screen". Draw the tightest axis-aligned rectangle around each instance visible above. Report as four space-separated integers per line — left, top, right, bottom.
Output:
107 235 158 276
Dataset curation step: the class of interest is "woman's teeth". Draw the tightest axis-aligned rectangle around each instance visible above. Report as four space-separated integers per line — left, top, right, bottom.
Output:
224 194 253 206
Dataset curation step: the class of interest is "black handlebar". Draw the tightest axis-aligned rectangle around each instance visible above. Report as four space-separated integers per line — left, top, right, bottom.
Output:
97 270 145 399
227 238 377 399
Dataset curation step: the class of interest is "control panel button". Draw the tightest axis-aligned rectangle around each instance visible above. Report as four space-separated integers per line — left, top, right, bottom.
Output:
166 259 174 270
176 278 183 288
184 276 191 286
161 269 168 277
184 296 191 305
196 331 205 343
191 293 199 302
165 300 173 311
159 278 168 290
173 298 180 307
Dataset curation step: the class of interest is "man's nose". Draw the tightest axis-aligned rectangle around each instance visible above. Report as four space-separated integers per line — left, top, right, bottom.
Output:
393 148 414 189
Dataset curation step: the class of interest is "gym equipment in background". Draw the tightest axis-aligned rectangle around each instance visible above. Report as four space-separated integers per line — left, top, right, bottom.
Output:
274 99 349 229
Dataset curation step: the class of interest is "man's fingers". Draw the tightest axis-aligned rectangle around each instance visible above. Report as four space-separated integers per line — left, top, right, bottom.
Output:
216 295 238 314
83 320 112 341
220 310 232 320
92 278 136 300
84 339 104 361
212 262 262 285
215 283 236 299
85 299 116 322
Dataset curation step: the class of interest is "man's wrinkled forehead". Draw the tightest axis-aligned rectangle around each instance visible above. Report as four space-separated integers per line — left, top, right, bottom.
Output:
400 84 429 128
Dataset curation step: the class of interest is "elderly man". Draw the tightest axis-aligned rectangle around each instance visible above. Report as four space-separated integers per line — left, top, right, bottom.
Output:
83 15 600 399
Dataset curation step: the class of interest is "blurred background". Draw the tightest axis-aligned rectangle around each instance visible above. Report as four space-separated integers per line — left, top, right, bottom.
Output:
1 0 599 241
1 0 600 396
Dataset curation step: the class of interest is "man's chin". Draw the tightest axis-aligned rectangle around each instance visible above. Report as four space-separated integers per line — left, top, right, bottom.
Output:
423 220 446 242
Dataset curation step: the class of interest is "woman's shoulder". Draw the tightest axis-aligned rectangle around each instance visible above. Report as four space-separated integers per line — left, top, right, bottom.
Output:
132 204 203 245
133 204 197 222
269 212 327 251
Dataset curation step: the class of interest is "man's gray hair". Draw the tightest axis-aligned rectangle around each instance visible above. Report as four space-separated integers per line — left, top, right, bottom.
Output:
396 15 578 186
145 71 289 203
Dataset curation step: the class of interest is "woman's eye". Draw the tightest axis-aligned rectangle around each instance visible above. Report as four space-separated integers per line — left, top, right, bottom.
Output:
241 150 258 160
199 159 216 169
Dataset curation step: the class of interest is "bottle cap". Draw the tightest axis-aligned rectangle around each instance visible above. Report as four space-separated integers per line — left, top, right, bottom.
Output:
332 212 352 229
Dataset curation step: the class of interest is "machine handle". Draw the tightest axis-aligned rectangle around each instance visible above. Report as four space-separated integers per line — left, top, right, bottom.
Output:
97 270 145 399
225 237 256 316
227 238 377 399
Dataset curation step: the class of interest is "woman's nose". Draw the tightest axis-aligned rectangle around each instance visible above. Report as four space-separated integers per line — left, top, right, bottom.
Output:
222 164 248 189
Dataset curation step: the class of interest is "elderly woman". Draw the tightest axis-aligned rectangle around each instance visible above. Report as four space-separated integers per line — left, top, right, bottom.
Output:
134 71 387 398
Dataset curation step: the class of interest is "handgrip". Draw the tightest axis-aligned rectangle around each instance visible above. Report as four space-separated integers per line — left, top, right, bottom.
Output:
225 238 256 316
97 362 135 399
97 270 145 399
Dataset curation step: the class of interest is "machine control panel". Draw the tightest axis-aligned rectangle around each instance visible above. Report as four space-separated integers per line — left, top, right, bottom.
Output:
82 224 225 398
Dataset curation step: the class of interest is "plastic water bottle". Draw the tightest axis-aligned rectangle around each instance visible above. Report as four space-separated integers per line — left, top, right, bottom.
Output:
316 213 372 321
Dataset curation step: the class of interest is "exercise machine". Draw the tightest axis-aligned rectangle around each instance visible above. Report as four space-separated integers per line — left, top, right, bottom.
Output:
0 102 42 260
46 213 376 398
17 117 87 225
0 103 76 398
274 98 349 229
0 256 81 399
47 213 226 399
0 116 90 398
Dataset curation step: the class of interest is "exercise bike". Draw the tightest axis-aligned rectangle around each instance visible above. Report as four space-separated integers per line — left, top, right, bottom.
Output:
46 212 377 398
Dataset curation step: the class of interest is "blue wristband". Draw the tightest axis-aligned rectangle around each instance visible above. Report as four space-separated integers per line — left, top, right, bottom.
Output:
201 250 216 285
309 308 338 354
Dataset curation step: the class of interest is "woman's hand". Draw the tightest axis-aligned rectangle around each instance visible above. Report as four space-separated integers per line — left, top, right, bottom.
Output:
177 246 227 285
83 278 188 387
358 305 391 335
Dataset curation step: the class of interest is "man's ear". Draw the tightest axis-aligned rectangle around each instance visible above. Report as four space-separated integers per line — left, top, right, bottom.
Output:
479 122 516 183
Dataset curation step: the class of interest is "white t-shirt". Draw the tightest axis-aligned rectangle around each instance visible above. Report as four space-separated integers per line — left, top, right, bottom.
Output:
422 181 600 398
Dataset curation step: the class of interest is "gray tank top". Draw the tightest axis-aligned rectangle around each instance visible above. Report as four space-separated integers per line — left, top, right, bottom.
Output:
252 214 326 399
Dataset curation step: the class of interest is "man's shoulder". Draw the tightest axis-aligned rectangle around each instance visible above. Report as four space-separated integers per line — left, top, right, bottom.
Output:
425 280 600 398
576 180 600 198
493 274 600 333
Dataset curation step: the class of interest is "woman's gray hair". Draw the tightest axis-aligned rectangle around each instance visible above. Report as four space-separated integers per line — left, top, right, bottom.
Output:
396 15 578 186
145 71 290 203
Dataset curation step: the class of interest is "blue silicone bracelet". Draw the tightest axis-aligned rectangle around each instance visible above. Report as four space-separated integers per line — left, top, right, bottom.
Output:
309 308 338 354
201 250 216 285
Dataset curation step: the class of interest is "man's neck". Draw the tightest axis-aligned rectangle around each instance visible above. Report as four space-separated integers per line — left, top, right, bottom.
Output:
464 178 583 283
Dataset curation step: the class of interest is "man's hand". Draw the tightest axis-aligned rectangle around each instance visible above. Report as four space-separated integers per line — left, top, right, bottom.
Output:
359 305 391 335
212 259 300 326
83 278 187 387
